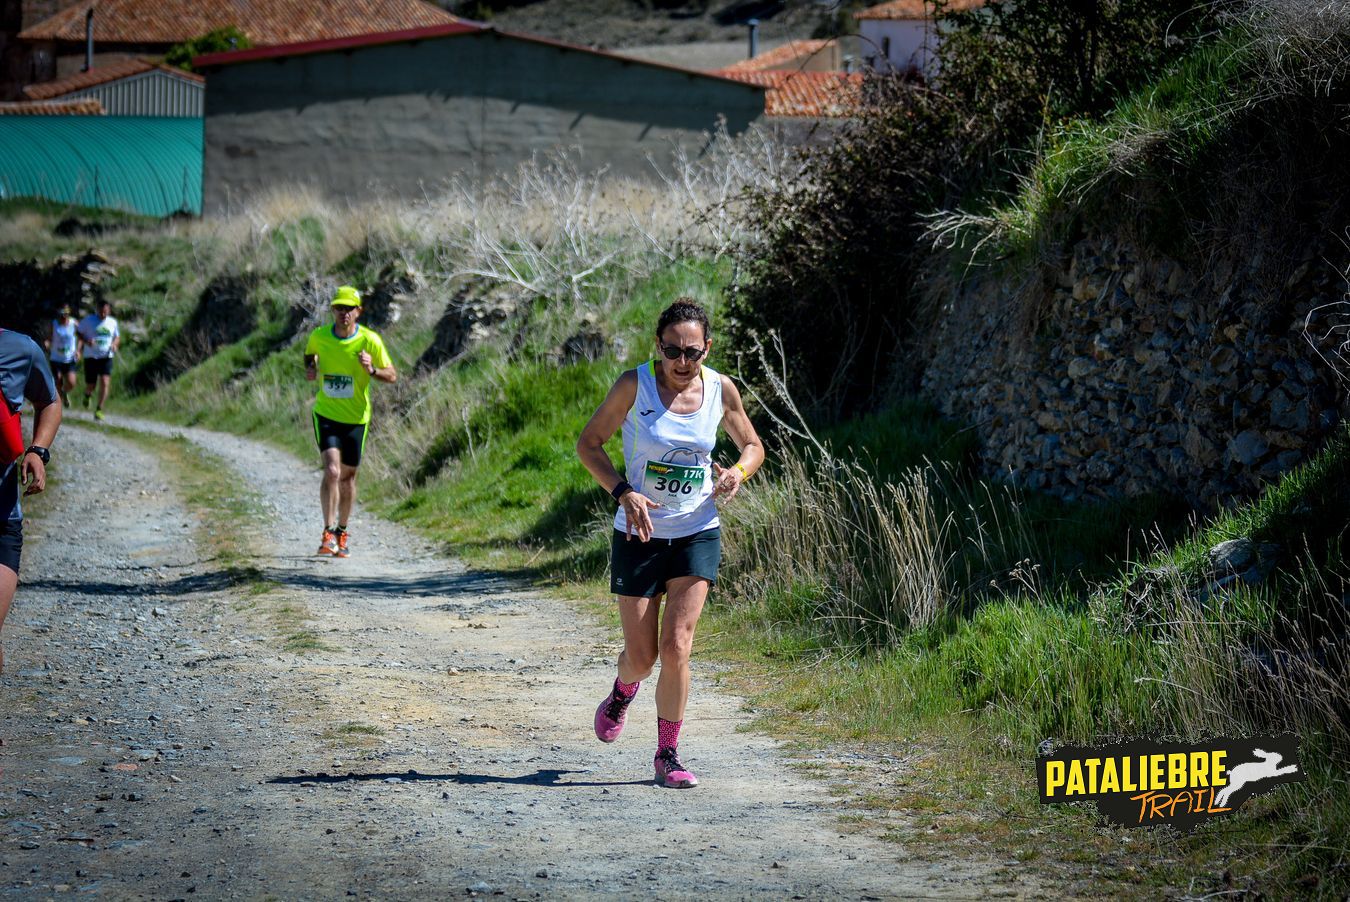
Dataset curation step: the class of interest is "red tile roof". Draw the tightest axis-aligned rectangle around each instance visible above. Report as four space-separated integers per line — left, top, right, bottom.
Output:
22 57 202 100
855 0 985 19
194 23 770 94
720 38 837 73
194 22 480 67
716 69 864 118
19 0 460 45
0 98 106 114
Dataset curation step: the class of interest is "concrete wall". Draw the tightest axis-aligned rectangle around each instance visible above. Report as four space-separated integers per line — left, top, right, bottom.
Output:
201 31 765 212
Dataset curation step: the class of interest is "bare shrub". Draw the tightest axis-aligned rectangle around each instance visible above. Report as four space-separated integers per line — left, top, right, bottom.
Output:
722 447 956 640
719 334 1040 641
184 184 385 278
1248 0 1350 98
389 126 797 312
1108 559 1350 760
0 210 51 251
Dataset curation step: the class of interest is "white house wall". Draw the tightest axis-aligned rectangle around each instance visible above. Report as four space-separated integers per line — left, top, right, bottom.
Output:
858 19 930 74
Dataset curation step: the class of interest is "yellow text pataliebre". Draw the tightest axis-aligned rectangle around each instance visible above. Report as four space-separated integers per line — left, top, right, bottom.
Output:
1044 751 1227 798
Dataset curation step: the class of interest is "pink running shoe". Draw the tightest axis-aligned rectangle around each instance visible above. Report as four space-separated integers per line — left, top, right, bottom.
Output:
654 747 698 788
594 685 636 743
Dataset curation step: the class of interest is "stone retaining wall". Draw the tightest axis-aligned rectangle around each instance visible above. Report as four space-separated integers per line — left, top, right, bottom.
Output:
919 236 1350 506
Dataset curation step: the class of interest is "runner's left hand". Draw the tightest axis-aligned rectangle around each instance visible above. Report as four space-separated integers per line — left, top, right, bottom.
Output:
711 463 742 501
358 350 374 373
21 453 46 496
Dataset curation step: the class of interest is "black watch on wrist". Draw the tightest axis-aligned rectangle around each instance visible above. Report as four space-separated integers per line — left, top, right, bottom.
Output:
26 445 50 465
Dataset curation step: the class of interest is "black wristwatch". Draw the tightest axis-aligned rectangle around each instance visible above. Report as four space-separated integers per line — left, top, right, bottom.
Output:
25 445 50 465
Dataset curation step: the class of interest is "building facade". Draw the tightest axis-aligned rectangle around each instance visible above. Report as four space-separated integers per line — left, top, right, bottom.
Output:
23 59 204 116
197 25 766 212
854 0 985 76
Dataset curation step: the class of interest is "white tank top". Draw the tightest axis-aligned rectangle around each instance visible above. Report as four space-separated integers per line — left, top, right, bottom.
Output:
614 361 724 540
50 320 77 363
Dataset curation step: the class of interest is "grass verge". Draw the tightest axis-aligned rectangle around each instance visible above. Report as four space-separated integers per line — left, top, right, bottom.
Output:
701 598 1346 897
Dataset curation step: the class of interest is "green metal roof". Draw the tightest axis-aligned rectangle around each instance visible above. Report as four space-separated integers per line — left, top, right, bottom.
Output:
0 116 202 216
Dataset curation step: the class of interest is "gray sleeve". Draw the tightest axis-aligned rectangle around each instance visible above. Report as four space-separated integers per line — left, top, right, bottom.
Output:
24 339 57 407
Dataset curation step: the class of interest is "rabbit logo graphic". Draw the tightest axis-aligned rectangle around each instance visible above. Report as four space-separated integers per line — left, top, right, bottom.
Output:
1213 749 1299 808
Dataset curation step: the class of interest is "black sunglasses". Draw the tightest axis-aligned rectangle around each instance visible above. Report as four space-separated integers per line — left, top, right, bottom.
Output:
331 305 358 313
659 343 706 363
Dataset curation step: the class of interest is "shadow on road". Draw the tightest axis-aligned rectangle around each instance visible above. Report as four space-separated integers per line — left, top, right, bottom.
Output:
267 769 651 788
26 567 521 602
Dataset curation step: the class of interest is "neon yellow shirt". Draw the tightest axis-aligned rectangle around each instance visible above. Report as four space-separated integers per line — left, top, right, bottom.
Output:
304 324 391 425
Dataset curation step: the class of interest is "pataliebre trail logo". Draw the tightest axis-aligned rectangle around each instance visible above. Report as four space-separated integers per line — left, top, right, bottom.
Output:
1037 735 1304 831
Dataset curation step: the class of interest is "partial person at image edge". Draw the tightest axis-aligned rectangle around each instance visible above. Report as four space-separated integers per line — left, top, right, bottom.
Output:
0 326 62 674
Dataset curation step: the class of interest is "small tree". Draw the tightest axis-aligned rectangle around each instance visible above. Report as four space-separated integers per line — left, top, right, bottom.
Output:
164 27 252 71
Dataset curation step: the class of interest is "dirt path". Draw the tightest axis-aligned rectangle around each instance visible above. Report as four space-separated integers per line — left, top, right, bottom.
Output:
1 414 1042 899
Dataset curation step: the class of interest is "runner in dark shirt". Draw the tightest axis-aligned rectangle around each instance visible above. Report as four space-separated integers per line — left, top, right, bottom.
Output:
0 327 61 674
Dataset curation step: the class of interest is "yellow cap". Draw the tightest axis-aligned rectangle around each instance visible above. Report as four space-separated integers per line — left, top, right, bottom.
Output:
332 285 362 307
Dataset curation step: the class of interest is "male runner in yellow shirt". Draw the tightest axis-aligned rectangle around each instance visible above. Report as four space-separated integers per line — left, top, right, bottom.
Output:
303 286 396 558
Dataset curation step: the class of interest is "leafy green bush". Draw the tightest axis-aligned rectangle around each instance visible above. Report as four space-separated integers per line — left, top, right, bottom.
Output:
164 27 252 70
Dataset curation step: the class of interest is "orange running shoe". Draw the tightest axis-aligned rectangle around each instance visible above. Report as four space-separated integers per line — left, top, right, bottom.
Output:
334 530 350 558
317 529 337 555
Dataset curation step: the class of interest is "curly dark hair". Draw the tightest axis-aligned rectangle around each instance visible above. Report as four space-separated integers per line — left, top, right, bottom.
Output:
655 298 710 342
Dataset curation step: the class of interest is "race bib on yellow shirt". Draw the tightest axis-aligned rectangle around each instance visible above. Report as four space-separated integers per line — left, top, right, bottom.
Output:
643 461 707 512
323 374 355 399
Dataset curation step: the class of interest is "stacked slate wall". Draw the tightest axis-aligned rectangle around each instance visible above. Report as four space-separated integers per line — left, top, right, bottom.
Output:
919 236 1349 506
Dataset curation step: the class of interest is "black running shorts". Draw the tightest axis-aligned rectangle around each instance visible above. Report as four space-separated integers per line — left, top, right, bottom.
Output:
0 518 22 575
610 527 721 598
49 360 76 378
83 357 113 381
313 412 367 468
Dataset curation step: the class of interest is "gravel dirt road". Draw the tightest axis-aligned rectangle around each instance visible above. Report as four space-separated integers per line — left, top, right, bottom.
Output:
0 414 1042 899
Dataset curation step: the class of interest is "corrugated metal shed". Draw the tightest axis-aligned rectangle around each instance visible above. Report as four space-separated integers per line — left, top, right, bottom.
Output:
25 59 204 117
65 68 204 117
0 116 202 216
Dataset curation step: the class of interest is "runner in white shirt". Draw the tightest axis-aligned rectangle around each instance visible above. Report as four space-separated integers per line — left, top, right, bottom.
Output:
46 305 79 407
577 298 765 789
77 299 120 421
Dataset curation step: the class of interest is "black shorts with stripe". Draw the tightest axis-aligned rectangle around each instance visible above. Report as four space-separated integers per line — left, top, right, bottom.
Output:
313 413 367 467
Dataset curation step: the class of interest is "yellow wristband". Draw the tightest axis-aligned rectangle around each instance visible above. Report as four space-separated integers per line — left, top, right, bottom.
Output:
733 462 749 481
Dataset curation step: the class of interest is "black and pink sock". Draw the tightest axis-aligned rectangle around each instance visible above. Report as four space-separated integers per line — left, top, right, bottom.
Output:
614 677 639 700
657 717 682 753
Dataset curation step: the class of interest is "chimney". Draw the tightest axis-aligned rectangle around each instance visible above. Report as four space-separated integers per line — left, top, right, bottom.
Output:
83 8 94 73
747 18 759 60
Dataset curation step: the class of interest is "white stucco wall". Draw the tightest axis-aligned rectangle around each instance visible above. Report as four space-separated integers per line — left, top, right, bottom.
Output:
858 19 931 74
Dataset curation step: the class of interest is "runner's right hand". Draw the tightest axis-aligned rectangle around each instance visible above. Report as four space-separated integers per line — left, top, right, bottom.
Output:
21 453 46 496
620 491 661 543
